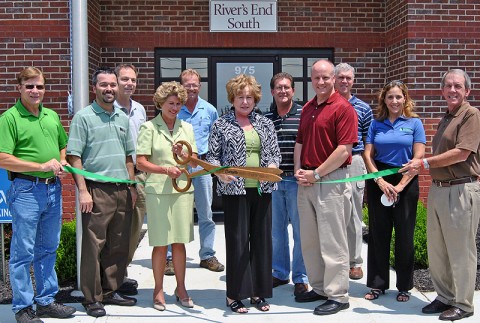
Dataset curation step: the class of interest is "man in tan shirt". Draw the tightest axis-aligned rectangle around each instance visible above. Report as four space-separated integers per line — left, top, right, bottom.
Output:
401 69 480 321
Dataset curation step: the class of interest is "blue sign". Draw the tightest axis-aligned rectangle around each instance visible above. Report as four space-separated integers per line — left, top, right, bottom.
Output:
0 169 12 223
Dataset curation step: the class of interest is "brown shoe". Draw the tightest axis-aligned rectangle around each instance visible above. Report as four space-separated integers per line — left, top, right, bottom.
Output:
294 283 308 296
164 259 175 276
349 267 363 280
200 256 225 272
272 276 289 288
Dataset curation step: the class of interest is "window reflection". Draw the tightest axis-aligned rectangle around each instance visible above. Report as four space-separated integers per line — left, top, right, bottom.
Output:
186 58 208 78
293 82 303 103
160 57 181 78
282 58 302 77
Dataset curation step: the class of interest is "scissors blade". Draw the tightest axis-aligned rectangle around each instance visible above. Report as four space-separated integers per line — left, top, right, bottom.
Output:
217 168 282 182
189 166 283 178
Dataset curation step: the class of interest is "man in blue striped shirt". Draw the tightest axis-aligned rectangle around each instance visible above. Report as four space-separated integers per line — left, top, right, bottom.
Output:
265 72 309 297
334 63 373 280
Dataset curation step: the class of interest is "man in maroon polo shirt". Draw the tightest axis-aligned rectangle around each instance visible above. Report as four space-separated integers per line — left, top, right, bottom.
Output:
294 59 358 316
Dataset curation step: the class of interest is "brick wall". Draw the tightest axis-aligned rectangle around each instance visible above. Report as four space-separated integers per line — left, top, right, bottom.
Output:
1 1 479 218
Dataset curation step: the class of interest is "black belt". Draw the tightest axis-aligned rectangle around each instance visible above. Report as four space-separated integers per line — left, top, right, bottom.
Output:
11 172 57 184
432 175 479 187
198 154 207 160
281 171 295 177
352 151 363 155
85 179 128 187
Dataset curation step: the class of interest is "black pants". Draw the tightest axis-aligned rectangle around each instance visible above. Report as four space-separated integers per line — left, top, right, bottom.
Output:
366 161 418 292
222 189 273 300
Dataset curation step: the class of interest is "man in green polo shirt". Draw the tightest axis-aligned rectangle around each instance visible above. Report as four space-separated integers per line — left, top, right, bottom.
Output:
0 67 76 323
67 67 137 318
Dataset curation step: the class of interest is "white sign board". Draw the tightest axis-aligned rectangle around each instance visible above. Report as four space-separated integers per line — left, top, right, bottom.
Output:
210 0 277 32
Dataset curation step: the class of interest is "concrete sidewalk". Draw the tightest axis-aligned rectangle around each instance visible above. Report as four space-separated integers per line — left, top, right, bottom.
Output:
0 223 478 322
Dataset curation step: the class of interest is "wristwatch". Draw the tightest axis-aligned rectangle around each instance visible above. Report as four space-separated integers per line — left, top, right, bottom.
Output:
313 170 321 181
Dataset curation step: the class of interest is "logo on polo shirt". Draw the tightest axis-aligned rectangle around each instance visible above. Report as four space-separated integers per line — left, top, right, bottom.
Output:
399 127 413 134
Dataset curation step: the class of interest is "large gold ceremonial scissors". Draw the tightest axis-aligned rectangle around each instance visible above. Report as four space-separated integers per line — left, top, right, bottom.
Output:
172 140 283 192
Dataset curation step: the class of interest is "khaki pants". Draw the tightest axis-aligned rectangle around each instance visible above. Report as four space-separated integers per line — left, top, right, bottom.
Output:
80 181 133 304
297 167 351 303
347 154 366 267
427 182 480 312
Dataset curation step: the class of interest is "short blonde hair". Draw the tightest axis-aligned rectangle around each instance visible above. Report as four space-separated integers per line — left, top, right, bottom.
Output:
153 81 187 110
226 74 262 104
17 67 45 85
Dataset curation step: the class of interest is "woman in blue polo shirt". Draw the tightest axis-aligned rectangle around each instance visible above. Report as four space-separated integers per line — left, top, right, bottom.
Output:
363 81 426 302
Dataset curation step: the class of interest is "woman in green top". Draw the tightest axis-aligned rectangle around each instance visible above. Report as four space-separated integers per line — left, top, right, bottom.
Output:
136 81 197 311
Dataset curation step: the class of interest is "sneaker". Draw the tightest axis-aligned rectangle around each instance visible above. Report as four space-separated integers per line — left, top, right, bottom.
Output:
36 302 76 318
15 306 43 323
165 259 175 276
199 256 225 272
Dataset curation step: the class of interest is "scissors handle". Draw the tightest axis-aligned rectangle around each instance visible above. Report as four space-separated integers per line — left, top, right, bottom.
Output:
173 140 193 165
172 140 194 192
171 168 192 193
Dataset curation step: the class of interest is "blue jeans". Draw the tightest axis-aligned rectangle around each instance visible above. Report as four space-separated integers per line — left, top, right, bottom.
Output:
7 178 62 313
191 165 216 260
272 177 308 284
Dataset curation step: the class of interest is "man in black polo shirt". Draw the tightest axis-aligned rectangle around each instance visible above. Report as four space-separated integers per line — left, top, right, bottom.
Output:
265 72 309 297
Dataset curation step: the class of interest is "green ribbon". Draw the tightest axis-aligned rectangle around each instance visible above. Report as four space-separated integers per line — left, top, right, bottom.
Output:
63 165 137 185
63 165 401 186
319 167 400 184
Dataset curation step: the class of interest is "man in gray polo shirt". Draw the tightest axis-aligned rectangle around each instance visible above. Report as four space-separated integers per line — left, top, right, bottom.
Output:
67 67 137 318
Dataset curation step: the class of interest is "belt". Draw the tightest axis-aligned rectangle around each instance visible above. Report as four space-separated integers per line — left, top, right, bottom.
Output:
352 151 363 155
85 179 128 187
301 166 347 170
11 172 57 184
198 154 207 160
432 175 479 187
281 171 295 177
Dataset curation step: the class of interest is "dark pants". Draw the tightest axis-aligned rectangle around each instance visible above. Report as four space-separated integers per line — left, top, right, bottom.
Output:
80 181 133 304
366 161 418 292
222 189 273 300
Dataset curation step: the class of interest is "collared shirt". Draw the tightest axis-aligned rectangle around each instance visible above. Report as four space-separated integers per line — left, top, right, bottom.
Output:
207 110 281 195
349 94 373 153
264 102 302 175
0 100 68 178
67 101 135 181
366 116 426 167
136 114 197 194
430 102 480 181
177 97 218 156
115 98 147 164
297 91 358 168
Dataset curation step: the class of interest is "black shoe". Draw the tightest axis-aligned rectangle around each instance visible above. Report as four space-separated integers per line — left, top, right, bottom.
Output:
15 306 43 323
272 276 289 288
118 282 138 296
36 302 76 318
103 292 137 306
314 300 350 315
439 306 473 321
83 302 106 318
422 299 452 314
294 290 328 303
123 277 138 289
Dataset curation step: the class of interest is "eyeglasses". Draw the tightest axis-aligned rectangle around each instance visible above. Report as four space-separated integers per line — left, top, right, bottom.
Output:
274 85 292 92
23 84 45 90
183 83 200 89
